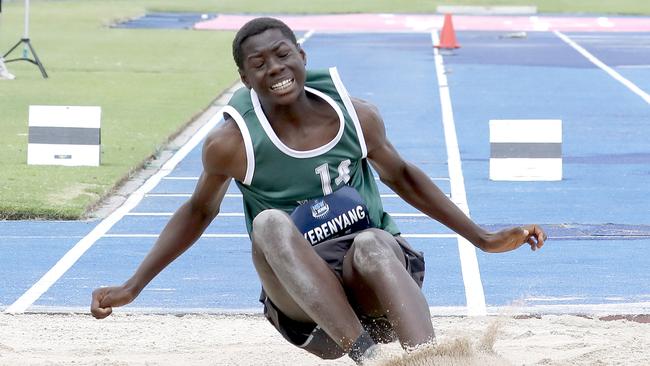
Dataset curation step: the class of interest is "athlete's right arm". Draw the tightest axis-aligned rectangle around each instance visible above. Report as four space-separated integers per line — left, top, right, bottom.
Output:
91 117 247 319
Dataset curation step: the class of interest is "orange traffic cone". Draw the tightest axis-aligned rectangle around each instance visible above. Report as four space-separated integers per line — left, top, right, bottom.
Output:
435 14 460 49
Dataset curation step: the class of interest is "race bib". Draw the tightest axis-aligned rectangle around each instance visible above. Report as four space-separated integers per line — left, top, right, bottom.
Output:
290 185 373 245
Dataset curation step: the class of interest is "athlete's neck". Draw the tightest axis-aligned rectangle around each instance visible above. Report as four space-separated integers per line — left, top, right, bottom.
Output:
259 90 323 127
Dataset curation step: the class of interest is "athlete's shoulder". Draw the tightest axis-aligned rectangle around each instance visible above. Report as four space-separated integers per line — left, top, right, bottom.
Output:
351 97 383 127
202 116 246 180
305 68 336 92
228 86 254 115
230 85 250 100
351 97 388 156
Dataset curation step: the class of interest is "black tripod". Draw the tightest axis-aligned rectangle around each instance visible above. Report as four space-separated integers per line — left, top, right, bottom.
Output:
2 0 48 78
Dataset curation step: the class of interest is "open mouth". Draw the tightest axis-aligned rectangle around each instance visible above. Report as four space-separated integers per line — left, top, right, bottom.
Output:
270 78 294 92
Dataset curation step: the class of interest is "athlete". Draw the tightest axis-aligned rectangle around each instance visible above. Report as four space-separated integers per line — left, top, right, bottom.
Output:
90 17 547 364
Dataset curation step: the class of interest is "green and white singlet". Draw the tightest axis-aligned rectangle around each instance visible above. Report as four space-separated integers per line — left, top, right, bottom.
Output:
222 67 399 237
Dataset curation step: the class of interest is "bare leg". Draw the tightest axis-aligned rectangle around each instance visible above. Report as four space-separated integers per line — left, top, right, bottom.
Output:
251 209 364 350
342 229 434 348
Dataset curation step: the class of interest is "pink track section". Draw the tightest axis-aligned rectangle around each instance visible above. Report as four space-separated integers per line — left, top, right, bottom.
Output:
195 14 650 33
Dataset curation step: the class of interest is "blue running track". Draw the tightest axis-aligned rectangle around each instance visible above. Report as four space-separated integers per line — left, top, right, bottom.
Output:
2 29 649 314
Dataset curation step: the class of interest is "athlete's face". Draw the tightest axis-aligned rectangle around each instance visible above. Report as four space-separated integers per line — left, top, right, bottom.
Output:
239 28 307 106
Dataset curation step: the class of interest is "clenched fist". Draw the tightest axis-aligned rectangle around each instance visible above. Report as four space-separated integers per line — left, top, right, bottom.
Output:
481 224 547 253
90 286 136 319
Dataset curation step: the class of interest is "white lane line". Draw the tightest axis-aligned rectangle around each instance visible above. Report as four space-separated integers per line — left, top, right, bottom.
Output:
104 234 250 238
143 193 450 198
124 212 429 217
403 233 458 239
21 301 650 316
384 213 427 217
7 233 645 240
126 212 245 217
381 193 451 198
554 31 650 105
0 236 86 239
373 176 449 181
103 233 457 239
617 65 650 69
4 110 227 314
164 175 451 181
297 30 315 45
431 301 650 316
431 31 487 316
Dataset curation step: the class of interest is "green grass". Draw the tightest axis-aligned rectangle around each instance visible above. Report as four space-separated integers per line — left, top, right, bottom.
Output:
1 0 649 219
0 1 237 219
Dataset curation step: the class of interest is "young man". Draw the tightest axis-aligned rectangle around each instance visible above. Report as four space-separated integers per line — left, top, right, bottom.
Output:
91 17 547 364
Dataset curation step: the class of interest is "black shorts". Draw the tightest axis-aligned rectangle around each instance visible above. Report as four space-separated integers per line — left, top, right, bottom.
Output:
259 230 425 359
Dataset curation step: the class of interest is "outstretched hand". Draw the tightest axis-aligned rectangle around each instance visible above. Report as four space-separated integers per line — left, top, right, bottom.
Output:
481 224 547 253
90 286 135 319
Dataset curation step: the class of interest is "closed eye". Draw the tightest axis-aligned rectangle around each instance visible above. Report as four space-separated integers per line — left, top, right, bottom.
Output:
276 45 291 58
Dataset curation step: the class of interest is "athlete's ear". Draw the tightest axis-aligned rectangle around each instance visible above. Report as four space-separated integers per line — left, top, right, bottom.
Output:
298 45 307 66
238 69 252 89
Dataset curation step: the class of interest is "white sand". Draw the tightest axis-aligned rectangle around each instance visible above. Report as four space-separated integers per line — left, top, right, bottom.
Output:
0 313 648 365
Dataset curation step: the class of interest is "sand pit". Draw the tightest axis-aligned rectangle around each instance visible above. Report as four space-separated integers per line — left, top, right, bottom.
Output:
0 313 648 365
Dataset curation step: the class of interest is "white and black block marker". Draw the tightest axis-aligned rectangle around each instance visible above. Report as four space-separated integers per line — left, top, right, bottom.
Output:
489 119 562 181
27 105 101 166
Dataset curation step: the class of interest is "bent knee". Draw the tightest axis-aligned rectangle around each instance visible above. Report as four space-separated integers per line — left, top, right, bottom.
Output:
351 230 401 274
252 209 292 231
251 209 298 256
252 209 294 240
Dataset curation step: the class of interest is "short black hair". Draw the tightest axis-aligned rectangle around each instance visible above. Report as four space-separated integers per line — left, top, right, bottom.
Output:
232 17 298 70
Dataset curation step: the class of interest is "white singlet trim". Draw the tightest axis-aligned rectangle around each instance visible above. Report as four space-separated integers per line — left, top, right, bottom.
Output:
222 105 255 185
250 86 345 159
329 67 368 159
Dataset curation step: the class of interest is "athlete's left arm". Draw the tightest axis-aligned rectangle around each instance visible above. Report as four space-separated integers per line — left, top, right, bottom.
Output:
352 98 546 253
